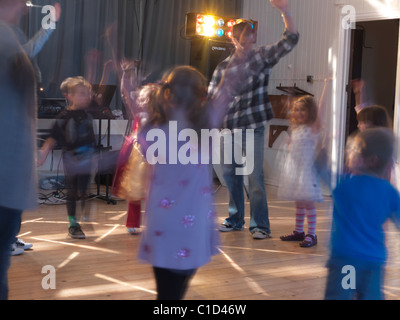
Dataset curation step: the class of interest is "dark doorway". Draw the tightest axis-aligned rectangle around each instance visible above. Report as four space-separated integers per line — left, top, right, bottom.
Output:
346 19 399 138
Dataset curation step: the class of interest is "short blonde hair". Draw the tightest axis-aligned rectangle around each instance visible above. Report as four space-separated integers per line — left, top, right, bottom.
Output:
60 76 91 95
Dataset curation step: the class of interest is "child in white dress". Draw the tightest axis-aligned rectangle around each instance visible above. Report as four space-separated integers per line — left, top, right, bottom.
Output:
278 92 327 247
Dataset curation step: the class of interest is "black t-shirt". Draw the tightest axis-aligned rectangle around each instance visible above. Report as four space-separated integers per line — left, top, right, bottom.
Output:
51 109 96 160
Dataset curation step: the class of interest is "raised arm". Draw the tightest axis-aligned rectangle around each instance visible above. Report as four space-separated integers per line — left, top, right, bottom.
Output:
258 0 299 68
120 59 141 121
352 78 370 113
314 76 332 131
23 2 61 58
270 0 297 34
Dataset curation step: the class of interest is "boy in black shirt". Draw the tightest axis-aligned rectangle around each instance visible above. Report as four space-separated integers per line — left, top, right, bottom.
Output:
38 77 96 239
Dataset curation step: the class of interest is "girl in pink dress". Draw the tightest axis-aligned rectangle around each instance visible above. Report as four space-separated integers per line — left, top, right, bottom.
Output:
112 84 158 235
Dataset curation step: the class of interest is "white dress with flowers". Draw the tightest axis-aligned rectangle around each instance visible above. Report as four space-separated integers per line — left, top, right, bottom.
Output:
277 125 324 202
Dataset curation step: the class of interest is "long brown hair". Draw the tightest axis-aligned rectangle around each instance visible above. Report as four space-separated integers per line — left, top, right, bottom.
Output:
144 66 209 132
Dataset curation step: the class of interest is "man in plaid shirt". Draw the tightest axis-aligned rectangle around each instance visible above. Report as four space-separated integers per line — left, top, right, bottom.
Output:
208 0 299 239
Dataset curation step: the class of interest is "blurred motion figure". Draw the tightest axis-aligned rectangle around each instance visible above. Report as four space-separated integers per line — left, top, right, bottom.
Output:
325 128 400 300
0 0 38 300
38 77 97 239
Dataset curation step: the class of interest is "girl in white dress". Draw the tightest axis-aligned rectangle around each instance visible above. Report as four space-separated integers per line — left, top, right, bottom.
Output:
278 84 329 247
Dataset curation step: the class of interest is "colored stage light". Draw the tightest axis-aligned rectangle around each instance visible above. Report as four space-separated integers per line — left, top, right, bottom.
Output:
217 19 225 27
227 20 235 28
203 16 216 27
203 25 216 37
197 15 204 24
185 13 257 42
216 29 224 37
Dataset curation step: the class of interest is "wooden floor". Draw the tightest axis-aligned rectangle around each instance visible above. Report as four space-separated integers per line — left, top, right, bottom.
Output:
8 184 400 300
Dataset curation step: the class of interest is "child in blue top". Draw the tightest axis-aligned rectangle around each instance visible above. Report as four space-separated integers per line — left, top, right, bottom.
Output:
325 128 400 300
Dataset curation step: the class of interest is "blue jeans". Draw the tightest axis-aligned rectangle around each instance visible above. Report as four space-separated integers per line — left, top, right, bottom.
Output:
221 126 270 234
324 262 384 300
0 206 22 300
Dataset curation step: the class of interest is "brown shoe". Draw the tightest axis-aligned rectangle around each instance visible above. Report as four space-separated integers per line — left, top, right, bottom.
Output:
280 231 305 241
299 234 317 247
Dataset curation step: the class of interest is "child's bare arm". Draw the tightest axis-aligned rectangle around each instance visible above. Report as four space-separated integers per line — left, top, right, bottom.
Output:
312 76 332 133
37 137 57 166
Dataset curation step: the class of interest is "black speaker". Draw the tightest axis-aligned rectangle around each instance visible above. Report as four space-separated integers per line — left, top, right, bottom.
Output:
190 38 234 81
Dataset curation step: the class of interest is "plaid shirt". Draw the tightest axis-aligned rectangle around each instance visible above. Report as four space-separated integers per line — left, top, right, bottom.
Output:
208 30 299 130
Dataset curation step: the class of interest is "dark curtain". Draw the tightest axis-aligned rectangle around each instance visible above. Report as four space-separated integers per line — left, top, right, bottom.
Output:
22 0 242 112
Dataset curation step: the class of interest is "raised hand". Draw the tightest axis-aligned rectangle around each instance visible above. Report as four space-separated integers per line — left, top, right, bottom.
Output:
269 0 289 13
351 78 365 94
120 59 136 97
120 58 142 120
54 2 61 22
270 0 297 33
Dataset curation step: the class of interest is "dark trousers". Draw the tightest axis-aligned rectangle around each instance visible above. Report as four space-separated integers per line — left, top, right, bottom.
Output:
153 267 196 300
63 153 93 220
0 206 22 300
65 173 91 219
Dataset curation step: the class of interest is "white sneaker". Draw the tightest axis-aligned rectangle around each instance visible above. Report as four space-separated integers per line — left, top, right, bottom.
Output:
252 230 271 240
11 243 24 256
15 238 33 250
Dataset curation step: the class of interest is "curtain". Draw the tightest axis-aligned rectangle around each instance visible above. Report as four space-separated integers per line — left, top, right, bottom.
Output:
22 0 242 112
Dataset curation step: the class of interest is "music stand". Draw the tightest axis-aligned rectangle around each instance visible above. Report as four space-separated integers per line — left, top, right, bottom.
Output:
87 85 117 119
89 84 118 204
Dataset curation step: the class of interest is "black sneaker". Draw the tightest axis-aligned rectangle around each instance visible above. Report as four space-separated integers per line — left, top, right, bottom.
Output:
68 224 86 239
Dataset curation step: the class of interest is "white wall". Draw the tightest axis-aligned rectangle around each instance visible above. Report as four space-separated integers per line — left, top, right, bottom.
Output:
242 0 337 98
349 0 400 18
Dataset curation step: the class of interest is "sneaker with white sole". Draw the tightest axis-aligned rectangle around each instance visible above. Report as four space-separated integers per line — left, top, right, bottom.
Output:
11 243 24 256
252 230 271 240
219 222 243 232
15 238 33 250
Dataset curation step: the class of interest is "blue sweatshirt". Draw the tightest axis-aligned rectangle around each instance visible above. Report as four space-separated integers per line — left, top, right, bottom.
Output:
329 175 400 267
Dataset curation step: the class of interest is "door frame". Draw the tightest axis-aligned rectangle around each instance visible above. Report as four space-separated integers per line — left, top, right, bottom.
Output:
334 9 400 187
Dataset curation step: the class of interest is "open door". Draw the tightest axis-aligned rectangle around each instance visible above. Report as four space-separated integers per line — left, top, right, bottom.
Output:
346 19 399 140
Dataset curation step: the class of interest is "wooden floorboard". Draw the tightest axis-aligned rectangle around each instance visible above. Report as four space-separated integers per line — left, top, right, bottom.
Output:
7 184 400 300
